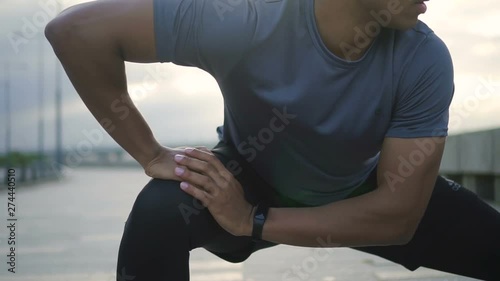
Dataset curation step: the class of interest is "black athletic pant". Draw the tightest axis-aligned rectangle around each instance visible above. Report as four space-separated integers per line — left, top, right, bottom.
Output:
116 141 500 281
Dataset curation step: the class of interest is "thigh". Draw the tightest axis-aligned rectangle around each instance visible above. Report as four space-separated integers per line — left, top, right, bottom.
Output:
118 141 280 266
352 176 500 280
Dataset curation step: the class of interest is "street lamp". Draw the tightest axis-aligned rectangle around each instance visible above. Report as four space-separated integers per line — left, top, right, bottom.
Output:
37 33 46 175
11 30 48 178
2 61 28 177
54 1 64 171
4 62 11 159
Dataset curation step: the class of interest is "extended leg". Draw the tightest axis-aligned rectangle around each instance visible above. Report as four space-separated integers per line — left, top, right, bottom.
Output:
353 176 500 280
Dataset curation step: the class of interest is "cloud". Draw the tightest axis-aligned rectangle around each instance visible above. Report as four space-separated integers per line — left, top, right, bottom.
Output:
1 0 499 153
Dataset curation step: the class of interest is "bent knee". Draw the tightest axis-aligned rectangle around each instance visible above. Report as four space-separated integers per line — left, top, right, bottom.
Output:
128 179 208 233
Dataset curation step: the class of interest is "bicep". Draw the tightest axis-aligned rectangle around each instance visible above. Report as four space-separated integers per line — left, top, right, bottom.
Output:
375 137 445 221
46 0 158 63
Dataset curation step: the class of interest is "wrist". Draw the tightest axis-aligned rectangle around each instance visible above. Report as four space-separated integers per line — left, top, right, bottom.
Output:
250 203 270 241
246 205 257 237
141 143 167 173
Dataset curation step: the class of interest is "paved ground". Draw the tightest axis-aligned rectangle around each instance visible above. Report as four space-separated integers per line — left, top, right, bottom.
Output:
0 167 491 281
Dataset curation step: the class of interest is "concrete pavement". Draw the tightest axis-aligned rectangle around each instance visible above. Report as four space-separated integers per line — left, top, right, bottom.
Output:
0 167 486 281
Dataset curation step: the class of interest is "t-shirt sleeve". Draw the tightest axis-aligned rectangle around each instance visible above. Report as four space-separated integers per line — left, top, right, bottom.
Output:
386 33 455 138
153 0 257 77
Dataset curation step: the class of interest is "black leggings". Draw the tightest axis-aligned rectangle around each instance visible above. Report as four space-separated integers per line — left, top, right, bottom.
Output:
116 142 500 281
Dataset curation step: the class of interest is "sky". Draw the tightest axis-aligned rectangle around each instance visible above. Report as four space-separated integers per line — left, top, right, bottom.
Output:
0 0 499 153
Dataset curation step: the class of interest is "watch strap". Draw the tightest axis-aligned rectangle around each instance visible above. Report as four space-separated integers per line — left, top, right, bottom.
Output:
251 203 269 241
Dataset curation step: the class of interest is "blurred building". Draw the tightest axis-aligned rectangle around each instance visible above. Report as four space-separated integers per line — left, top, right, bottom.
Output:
441 128 500 202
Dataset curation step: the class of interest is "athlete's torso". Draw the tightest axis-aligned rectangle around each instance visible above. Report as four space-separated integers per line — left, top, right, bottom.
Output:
153 0 454 206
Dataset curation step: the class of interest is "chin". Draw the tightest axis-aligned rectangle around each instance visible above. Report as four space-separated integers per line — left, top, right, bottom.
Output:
389 18 420 31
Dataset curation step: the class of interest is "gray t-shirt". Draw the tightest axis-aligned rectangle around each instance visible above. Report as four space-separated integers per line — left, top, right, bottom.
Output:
154 0 454 206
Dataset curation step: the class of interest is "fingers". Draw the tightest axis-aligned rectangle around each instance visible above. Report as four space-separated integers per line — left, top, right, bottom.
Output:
180 181 211 207
175 147 235 199
184 148 233 180
174 165 215 194
174 153 224 184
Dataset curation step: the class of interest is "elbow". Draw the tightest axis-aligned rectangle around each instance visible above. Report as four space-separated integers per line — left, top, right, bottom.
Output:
391 215 422 245
376 206 423 246
45 6 69 46
44 5 87 51
45 16 75 50
368 215 420 246
375 197 427 246
393 228 415 246
44 14 58 44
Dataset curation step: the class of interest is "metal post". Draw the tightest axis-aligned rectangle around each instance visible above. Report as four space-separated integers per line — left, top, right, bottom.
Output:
2 60 27 182
5 62 11 160
55 60 63 169
54 1 63 170
38 35 45 177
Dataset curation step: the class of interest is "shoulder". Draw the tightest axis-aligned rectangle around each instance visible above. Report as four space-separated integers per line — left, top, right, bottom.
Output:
153 0 293 73
207 0 300 21
381 20 454 101
197 0 302 44
383 22 455 138
196 0 303 76
391 21 453 73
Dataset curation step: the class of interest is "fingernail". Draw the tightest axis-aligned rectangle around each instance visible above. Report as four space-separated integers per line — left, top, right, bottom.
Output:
180 182 189 190
185 147 194 153
174 154 184 162
175 167 185 176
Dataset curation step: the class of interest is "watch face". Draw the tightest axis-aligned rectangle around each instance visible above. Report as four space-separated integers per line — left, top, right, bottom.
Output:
252 204 269 240
256 213 265 220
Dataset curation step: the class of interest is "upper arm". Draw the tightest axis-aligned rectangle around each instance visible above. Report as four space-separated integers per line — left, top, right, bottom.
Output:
367 137 445 243
46 0 158 63
387 33 454 138
46 0 259 76
376 137 445 226
370 34 454 237
153 0 257 76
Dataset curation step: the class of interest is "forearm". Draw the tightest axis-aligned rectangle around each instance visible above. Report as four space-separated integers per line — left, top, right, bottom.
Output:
46 10 161 167
260 189 415 247
259 138 442 248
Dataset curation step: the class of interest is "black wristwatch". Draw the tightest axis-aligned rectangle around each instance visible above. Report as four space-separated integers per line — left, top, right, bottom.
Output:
251 203 269 241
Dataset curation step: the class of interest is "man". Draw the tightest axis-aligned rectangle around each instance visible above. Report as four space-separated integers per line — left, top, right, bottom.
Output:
45 0 500 280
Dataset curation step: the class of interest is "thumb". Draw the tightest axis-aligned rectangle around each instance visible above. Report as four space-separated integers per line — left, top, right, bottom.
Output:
195 146 212 153
146 160 181 181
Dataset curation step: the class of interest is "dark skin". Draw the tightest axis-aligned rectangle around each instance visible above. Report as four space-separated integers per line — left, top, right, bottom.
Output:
316 0 429 60
45 0 441 246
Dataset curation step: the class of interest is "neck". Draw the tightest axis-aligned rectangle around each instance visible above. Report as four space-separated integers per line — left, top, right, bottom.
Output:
314 0 378 61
